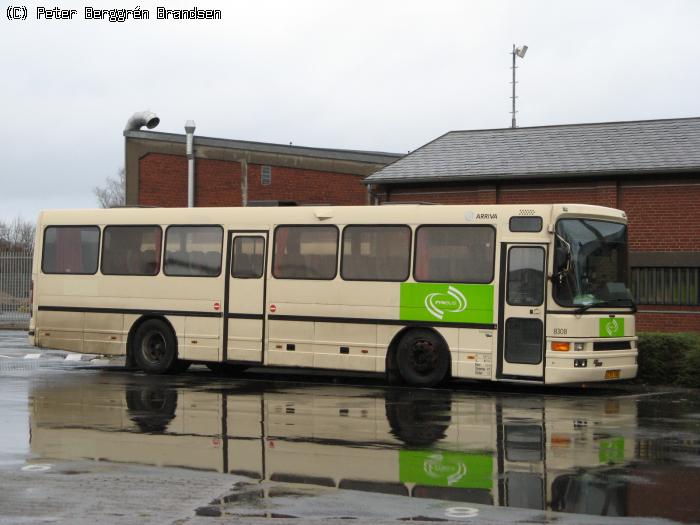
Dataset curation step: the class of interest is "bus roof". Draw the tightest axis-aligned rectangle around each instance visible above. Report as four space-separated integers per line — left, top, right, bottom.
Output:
36 203 626 227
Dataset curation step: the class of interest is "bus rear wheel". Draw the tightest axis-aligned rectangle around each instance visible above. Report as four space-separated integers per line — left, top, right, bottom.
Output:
133 319 180 374
396 329 449 387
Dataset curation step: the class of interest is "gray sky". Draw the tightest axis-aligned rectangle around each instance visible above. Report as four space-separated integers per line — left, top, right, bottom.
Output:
1 0 699 223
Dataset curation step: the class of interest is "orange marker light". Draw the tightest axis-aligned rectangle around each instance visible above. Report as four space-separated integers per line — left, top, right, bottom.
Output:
551 342 570 352
551 434 572 447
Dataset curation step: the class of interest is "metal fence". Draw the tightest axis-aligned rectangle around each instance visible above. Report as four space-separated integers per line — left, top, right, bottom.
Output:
0 251 33 329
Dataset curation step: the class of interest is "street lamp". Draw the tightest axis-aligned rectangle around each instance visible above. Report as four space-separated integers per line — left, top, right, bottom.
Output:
511 44 528 128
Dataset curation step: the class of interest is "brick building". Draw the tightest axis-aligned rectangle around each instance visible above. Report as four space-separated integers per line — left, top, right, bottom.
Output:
364 117 700 332
124 130 401 207
125 118 699 333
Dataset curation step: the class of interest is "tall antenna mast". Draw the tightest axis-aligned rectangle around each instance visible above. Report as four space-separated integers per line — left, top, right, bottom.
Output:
511 44 528 128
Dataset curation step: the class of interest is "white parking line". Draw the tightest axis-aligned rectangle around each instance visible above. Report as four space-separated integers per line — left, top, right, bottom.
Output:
22 464 53 472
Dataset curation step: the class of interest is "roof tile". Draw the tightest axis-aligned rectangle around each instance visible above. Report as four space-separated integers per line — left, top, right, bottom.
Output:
365 117 700 184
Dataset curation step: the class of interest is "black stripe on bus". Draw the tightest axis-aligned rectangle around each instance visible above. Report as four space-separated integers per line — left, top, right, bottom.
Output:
37 306 496 330
546 310 633 315
226 313 264 320
37 306 222 318
267 314 495 330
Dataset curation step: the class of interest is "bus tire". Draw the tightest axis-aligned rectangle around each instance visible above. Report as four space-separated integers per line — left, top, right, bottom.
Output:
396 329 449 387
133 319 179 374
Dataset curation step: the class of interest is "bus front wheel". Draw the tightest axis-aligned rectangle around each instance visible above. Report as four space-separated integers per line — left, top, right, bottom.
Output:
396 329 449 387
133 319 180 374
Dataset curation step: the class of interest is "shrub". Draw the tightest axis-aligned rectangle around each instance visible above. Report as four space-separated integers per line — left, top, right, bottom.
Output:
637 332 700 386
680 343 700 388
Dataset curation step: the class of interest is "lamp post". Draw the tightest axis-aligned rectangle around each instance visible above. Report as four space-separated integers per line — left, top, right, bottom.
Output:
511 44 528 128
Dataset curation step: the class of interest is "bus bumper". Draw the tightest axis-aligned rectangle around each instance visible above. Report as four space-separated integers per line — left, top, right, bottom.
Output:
545 354 637 384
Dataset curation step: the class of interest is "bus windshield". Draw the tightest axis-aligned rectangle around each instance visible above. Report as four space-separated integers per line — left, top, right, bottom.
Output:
553 219 632 308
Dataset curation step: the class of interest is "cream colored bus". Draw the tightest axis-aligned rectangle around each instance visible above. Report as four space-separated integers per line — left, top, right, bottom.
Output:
29 203 637 386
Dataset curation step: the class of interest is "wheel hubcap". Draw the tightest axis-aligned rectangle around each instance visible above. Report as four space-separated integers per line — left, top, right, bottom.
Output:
409 339 438 374
141 331 167 364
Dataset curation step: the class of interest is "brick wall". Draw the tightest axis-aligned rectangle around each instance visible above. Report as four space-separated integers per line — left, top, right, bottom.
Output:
636 309 700 333
246 164 367 205
139 153 188 207
139 153 368 207
619 181 700 252
381 180 622 207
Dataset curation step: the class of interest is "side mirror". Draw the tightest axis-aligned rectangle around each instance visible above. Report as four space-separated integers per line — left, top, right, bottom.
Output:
553 234 572 283
555 244 569 266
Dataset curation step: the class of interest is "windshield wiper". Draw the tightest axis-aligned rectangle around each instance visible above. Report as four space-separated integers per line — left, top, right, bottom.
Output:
574 298 637 315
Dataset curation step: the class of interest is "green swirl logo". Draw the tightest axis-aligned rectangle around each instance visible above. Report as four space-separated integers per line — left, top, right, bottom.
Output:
605 319 619 337
424 286 467 320
423 453 468 486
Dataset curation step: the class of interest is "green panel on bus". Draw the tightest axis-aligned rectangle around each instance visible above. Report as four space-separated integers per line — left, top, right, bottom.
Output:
599 318 625 337
399 283 494 325
399 450 493 490
598 437 625 464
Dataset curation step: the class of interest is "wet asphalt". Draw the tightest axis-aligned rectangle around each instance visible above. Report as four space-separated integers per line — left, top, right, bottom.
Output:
1 330 699 525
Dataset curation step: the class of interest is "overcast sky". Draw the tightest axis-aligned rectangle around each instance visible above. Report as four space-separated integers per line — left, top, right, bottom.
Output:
1 0 699 223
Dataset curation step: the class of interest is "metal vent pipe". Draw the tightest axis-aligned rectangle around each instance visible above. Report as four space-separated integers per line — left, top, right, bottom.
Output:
185 120 196 207
124 111 160 132
124 111 159 206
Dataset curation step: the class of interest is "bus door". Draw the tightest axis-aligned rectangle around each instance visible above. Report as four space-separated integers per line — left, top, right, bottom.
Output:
498 244 547 380
224 231 268 363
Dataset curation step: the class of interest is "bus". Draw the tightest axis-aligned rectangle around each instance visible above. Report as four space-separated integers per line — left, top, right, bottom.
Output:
28 203 637 386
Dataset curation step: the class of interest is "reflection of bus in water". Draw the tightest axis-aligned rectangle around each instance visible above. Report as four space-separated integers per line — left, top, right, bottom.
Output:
29 377 698 521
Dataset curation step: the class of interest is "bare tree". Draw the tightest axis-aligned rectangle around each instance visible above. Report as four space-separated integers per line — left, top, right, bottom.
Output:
94 167 126 208
0 216 35 252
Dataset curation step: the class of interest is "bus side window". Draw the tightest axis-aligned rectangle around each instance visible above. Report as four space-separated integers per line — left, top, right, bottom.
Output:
509 216 543 232
164 226 223 277
273 226 338 280
101 226 162 276
341 225 410 281
507 247 545 306
232 236 265 278
414 226 495 283
42 226 100 275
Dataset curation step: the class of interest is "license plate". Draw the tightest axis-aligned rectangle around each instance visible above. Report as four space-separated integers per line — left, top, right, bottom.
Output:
605 369 621 380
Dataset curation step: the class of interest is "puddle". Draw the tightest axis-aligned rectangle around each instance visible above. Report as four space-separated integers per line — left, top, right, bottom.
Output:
10 371 700 523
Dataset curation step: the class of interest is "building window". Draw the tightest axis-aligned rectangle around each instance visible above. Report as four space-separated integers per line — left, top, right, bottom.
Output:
273 226 338 280
102 226 162 276
341 225 411 281
414 225 495 283
630 267 699 305
261 165 272 185
164 226 223 277
42 226 100 275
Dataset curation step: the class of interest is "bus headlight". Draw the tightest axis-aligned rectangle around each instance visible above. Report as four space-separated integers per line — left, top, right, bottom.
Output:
574 342 585 351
